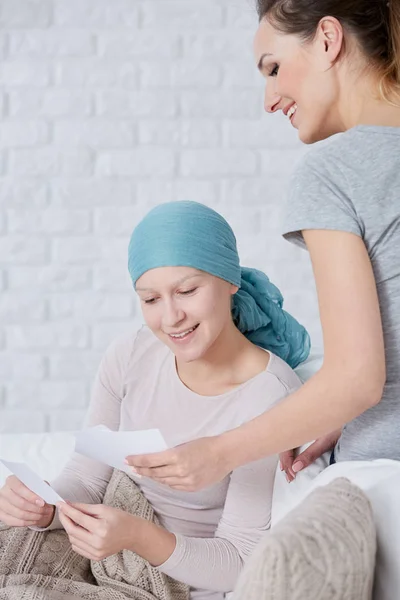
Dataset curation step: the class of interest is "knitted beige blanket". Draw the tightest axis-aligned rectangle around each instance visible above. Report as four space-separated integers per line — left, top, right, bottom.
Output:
0 470 189 600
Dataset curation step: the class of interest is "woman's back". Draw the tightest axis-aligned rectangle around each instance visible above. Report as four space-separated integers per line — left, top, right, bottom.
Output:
284 125 400 460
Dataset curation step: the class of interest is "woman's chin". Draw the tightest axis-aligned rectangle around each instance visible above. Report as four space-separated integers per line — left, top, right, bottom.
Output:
298 121 337 145
175 349 203 364
298 126 319 145
174 341 211 364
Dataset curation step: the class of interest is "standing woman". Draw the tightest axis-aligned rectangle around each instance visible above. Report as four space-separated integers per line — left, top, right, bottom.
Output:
127 0 400 488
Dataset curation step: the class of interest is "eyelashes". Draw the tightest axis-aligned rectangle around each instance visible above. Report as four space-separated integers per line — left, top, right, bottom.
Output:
142 288 198 305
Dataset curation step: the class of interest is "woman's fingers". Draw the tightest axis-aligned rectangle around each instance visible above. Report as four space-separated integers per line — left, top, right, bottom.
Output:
2 485 47 515
279 449 295 471
127 436 231 492
279 449 296 482
292 430 341 474
58 503 95 534
278 431 341 483
0 503 46 526
0 510 35 527
0 477 54 527
5 476 47 510
125 448 177 471
0 497 53 522
126 449 191 480
129 464 180 479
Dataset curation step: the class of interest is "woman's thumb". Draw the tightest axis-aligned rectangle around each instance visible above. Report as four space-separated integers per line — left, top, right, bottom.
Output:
279 448 295 471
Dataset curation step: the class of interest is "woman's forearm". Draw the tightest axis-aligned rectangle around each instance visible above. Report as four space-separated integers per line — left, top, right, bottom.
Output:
127 519 245 592
128 518 176 567
156 533 244 592
222 365 384 469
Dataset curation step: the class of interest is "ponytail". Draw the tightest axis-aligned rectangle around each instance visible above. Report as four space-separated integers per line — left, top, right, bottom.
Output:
380 0 400 102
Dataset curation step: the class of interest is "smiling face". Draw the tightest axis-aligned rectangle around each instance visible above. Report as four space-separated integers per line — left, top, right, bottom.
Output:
254 17 347 143
135 266 238 363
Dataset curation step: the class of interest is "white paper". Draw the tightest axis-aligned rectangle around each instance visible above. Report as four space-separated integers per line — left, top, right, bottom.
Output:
74 427 168 475
0 459 64 505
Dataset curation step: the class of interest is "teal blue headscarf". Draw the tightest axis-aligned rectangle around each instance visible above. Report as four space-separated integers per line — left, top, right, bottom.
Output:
128 201 310 369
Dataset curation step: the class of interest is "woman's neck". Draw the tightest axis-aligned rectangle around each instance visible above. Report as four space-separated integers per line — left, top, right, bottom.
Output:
175 323 269 396
340 73 400 130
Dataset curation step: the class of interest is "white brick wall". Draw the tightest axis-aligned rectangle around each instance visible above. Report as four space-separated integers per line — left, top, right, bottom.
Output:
0 0 321 433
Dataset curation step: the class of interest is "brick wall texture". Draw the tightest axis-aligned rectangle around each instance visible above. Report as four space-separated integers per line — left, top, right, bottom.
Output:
0 0 321 433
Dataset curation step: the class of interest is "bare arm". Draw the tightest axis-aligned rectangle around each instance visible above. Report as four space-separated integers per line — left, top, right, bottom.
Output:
223 230 385 466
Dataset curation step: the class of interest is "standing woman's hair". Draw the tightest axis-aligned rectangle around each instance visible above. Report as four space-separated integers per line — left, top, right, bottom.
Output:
256 0 400 103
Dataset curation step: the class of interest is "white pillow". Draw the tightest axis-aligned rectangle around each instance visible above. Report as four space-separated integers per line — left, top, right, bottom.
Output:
235 477 376 600
272 458 400 600
0 432 75 487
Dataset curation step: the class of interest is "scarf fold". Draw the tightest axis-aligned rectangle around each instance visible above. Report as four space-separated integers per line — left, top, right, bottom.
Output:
128 201 310 368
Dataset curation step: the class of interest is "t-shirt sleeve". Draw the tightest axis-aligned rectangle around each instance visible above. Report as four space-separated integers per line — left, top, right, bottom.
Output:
282 148 364 248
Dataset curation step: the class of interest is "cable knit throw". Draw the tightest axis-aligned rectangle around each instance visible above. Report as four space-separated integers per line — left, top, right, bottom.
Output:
233 478 376 600
0 470 189 600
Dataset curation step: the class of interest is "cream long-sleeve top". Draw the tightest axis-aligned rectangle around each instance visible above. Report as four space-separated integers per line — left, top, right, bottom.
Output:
49 326 302 600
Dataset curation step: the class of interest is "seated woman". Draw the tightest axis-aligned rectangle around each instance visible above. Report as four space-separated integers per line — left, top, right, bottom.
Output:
0 201 310 600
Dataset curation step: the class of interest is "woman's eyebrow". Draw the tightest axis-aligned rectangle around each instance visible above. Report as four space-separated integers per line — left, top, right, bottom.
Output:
136 274 201 293
257 52 272 71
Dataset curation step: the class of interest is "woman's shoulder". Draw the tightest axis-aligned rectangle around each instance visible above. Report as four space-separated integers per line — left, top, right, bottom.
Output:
293 127 393 181
234 352 302 423
266 351 302 392
292 134 351 181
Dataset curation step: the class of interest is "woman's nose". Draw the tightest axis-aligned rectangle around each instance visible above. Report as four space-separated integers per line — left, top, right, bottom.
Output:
264 83 282 113
162 300 185 329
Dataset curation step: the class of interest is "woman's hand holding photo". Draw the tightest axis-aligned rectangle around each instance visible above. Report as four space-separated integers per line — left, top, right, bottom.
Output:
57 501 176 565
0 475 55 529
58 502 143 561
125 435 234 492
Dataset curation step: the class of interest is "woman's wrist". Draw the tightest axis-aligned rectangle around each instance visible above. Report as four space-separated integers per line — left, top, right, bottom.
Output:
37 505 56 529
217 427 248 472
126 516 176 566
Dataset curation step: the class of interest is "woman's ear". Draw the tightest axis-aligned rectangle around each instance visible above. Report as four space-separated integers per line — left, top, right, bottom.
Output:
315 16 344 68
230 284 239 296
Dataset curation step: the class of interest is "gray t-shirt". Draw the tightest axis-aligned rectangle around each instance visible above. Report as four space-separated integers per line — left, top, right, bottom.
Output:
282 125 400 462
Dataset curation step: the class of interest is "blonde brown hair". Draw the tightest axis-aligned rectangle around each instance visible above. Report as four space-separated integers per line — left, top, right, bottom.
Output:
257 0 400 103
